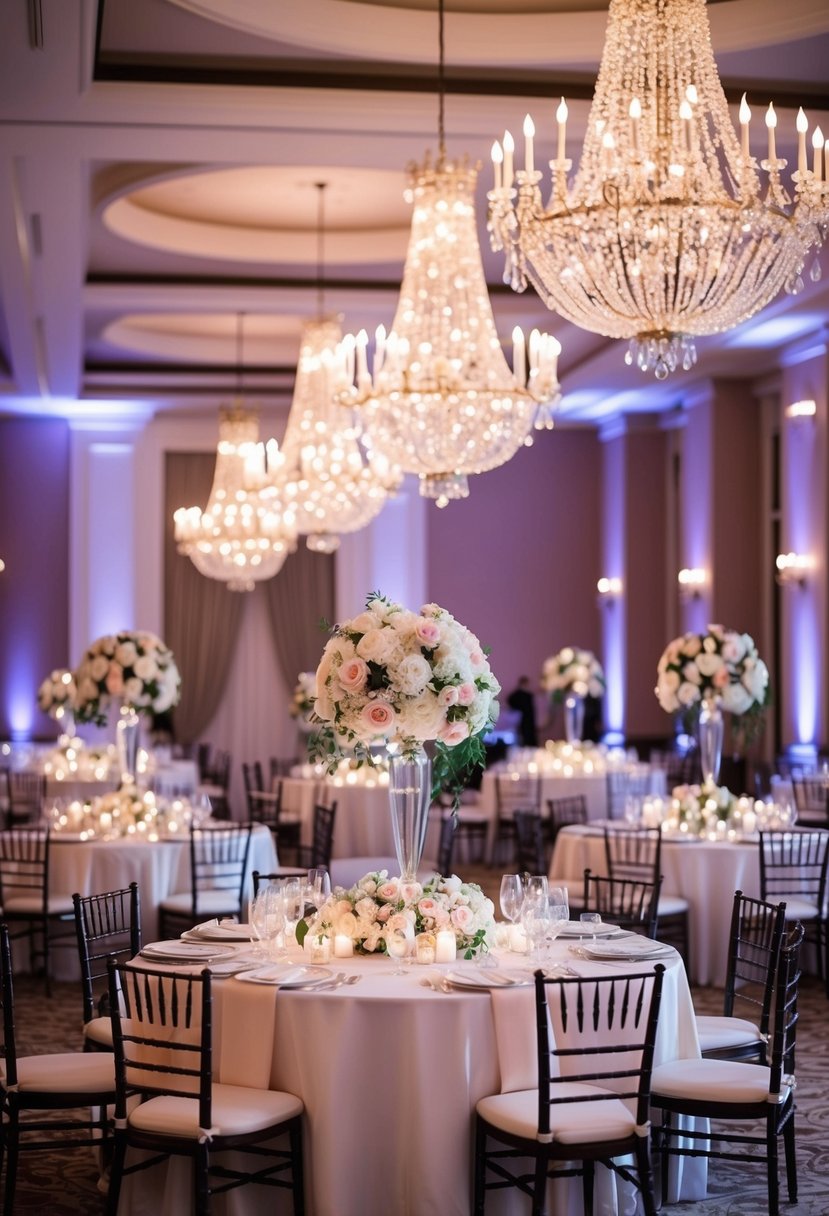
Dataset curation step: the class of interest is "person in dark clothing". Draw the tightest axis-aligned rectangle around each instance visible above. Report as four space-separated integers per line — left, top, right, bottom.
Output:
507 676 538 747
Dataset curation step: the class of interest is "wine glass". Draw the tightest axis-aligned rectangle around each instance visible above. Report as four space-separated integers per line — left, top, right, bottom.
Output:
499 874 524 938
542 900 570 965
249 889 271 957
522 898 550 964
281 879 304 948
548 885 570 923
307 867 331 913
580 912 602 944
386 926 413 975
522 874 548 910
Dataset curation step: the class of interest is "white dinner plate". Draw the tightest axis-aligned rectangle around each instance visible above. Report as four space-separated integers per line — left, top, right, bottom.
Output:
236 965 333 987
443 968 533 990
578 940 675 961
181 921 253 943
557 921 620 938
139 940 236 963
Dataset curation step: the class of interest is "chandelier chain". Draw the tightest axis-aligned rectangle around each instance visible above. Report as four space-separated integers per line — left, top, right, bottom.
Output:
315 181 326 321
437 0 445 161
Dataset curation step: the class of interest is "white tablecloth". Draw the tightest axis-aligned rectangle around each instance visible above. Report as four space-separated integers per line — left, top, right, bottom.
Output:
550 825 761 986
118 939 702 1216
45 824 277 973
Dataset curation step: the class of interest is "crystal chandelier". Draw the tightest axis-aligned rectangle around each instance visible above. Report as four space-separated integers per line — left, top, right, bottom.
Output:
173 318 297 592
488 0 829 380
278 185 400 554
332 0 562 507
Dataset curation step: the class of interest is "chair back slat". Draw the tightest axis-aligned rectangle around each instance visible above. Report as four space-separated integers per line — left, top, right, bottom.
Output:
311 802 337 868
73 883 142 1024
190 824 253 920
514 809 546 874
0 827 49 910
604 826 661 885
496 774 540 814
767 922 805 1095
722 889 787 1028
582 870 661 938
0 923 20 1085
759 828 829 907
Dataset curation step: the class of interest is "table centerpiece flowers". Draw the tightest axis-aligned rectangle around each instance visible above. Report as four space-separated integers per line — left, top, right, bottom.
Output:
289 671 318 730
668 780 736 837
37 668 79 739
298 869 495 960
540 647 605 743
310 591 500 878
655 625 770 783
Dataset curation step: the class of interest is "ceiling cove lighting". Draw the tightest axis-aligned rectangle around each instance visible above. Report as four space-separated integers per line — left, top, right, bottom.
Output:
489 0 829 380
331 0 562 507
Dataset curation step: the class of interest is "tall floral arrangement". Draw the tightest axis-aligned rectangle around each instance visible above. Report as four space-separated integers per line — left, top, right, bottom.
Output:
289 672 317 726
655 625 769 732
74 630 181 726
300 870 494 959
37 668 77 719
312 591 500 796
540 647 605 701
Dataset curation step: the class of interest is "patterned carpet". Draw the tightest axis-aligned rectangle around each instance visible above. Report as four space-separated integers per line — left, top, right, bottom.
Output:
5 958 829 1213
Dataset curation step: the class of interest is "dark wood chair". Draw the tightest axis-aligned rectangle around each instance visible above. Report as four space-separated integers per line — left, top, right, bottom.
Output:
492 774 540 867
7 771 46 826
105 960 305 1216
0 826 75 995
199 748 232 820
759 827 828 993
157 824 253 938
546 794 588 845
475 964 665 1215
72 882 142 1051
695 889 787 1062
513 809 546 876
603 826 690 961
0 923 116 1214
247 780 303 863
791 775 828 826
581 870 661 939
652 922 805 1216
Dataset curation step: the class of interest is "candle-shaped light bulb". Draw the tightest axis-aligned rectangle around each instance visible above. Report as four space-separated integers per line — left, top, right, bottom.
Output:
523 113 535 175
679 97 693 151
629 96 642 153
766 103 777 162
502 129 514 187
491 140 503 190
685 84 698 106
512 326 526 384
739 93 751 161
813 126 824 181
374 323 386 373
556 97 568 165
797 107 808 174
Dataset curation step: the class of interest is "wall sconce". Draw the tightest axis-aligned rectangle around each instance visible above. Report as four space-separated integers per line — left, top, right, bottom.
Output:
775 552 814 587
597 576 622 604
785 398 816 423
677 567 706 599
0 558 4 572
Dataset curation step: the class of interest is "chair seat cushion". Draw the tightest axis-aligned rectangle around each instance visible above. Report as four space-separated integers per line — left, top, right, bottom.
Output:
84 1016 114 1048
129 1082 303 1139
781 898 819 921
695 1014 763 1055
2 1051 115 1094
3 894 75 916
652 1058 791 1106
658 894 689 916
477 1083 638 1145
158 890 240 915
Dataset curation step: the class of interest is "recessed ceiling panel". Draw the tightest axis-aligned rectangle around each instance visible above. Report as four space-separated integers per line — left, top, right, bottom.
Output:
103 312 306 363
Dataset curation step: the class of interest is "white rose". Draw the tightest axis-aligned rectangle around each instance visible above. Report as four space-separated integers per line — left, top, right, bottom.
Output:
695 652 724 678
743 658 769 704
356 627 402 668
399 693 446 741
116 641 138 667
393 653 432 697
349 612 377 636
721 682 754 715
124 677 144 702
682 662 701 685
133 654 158 681
677 681 701 707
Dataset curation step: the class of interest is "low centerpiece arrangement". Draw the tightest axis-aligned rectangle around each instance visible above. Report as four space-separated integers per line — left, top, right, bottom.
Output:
540 647 605 743
49 784 193 840
655 625 769 784
299 869 495 960
669 780 735 835
37 668 78 740
74 630 181 783
311 591 501 879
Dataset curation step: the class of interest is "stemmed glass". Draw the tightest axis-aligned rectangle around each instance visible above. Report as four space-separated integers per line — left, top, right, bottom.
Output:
541 898 569 966
580 912 602 944
386 926 413 975
306 867 331 916
499 874 524 946
522 874 548 908
281 879 304 949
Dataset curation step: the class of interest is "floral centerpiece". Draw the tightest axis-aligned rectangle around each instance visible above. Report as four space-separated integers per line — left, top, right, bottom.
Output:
670 780 735 834
37 668 78 736
540 647 605 701
49 784 191 839
299 870 495 959
655 625 769 721
74 630 181 726
289 672 318 728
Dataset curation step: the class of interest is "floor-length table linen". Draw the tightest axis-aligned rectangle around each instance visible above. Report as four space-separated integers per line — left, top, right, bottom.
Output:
116 939 703 1216
550 825 761 986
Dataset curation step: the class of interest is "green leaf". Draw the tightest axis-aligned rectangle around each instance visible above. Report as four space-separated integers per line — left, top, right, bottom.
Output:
295 918 310 947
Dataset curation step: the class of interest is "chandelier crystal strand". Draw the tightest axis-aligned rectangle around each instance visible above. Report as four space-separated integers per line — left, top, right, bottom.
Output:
331 0 562 506
279 316 400 554
488 0 829 380
173 316 298 592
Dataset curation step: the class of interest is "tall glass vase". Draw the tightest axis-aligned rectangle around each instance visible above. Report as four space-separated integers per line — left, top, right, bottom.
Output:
116 703 141 786
388 744 432 881
563 694 585 745
698 695 724 786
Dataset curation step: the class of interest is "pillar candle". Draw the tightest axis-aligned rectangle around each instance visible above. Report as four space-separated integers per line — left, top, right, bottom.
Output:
334 934 353 958
435 930 457 963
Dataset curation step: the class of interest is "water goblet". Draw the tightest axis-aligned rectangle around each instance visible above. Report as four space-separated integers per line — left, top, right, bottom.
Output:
499 874 524 948
542 901 569 966
522 874 548 909
386 926 413 975
548 885 570 922
580 912 602 944
249 890 271 957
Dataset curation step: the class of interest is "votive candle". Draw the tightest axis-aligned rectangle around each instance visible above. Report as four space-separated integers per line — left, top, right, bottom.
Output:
334 934 354 959
435 930 457 964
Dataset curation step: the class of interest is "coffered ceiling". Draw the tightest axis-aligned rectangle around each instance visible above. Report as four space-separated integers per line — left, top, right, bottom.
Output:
1 0 828 427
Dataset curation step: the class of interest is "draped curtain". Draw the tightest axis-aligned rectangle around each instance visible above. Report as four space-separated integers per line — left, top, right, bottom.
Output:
263 545 335 685
164 452 244 745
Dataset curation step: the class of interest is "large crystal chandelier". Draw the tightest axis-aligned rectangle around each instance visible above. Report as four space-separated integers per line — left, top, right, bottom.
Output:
332 0 562 507
278 185 400 554
489 0 829 380
173 318 297 591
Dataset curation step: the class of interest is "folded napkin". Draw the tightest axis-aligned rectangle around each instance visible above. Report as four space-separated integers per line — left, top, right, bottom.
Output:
189 919 253 941
489 985 539 1093
244 965 310 985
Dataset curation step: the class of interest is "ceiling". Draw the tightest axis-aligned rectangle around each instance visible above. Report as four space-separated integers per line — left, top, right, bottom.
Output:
1 0 828 429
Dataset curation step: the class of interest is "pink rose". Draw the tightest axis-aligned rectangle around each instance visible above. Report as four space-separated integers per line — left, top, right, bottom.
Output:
376 880 399 902
418 897 439 918
438 686 459 708
339 657 369 692
438 720 470 747
360 700 396 734
415 619 441 648
376 904 392 922
451 905 474 932
457 682 476 706
105 664 124 696
468 650 485 670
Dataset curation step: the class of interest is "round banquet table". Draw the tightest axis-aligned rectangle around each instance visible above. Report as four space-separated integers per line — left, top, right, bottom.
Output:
118 937 704 1216
44 824 277 977
44 759 199 805
549 824 762 986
